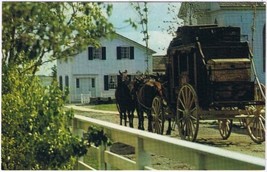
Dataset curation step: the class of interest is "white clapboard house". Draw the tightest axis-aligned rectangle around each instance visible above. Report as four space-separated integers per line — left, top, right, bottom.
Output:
57 33 156 103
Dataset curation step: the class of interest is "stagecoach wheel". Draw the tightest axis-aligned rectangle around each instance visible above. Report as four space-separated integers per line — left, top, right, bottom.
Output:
151 96 165 134
245 83 265 144
176 84 199 142
245 106 265 144
218 119 233 140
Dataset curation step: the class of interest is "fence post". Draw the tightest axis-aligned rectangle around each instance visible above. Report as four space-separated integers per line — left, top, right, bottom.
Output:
72 118 84 169
196 153 206 170
135 137 151 170
98 142 107 170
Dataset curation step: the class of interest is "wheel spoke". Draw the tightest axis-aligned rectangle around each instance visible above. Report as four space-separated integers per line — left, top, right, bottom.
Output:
190 107 197 114
178 98 186 110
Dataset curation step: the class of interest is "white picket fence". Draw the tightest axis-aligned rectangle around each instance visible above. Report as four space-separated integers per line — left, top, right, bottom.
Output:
72 114 265 170
81 93 91 104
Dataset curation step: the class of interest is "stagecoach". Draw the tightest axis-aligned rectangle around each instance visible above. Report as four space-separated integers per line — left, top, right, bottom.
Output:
150 24 265 144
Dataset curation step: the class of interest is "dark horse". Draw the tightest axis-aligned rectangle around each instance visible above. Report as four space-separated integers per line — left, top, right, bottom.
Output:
115 70 135 128
130 76 172 134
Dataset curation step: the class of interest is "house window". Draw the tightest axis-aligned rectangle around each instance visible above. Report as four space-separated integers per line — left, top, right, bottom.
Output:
93 48 102 59
104 75 118 90
121 47 130 59
108 75 117 89
117 46 134 59
88 47 106 60
92 78 95 88
59 76 63 90
65 76 69 87
76 78 80 88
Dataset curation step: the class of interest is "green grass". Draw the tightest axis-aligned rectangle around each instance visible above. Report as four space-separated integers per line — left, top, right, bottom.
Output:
85 103 117 111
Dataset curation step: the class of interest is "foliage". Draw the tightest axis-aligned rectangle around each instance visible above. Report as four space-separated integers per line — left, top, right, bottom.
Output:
2 2 114 170
51 64 57 81
2 2 114 74
85 126 112 147
160 3 183 37
127 2 150 74
1 67 88 170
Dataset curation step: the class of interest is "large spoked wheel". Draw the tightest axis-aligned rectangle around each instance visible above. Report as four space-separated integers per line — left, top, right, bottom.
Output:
246 107 265 144
151 96 165 134
176 84 199 142
245 83 265 144
218 119 233 140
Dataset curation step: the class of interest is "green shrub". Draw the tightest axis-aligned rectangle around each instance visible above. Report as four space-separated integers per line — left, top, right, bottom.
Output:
2 68 87 170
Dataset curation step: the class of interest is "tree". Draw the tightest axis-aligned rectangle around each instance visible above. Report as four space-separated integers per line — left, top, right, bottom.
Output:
127 2 150 74
2 2 114 170
159 3 183 37
2 2 114 74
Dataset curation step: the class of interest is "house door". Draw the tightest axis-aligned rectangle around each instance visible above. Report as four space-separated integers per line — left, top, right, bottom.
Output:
76 78 96 98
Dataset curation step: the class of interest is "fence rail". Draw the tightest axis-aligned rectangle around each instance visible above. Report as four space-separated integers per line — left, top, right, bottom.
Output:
72 114 265 170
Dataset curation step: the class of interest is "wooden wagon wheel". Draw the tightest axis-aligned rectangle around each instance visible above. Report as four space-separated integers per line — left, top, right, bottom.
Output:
218 119 233 140
176 84 199 142
151 96 165 134
245 106 265 144
239 83 266 128
244 83 265 144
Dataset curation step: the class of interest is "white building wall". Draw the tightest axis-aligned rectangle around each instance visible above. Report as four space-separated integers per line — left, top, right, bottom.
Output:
57 35 154 103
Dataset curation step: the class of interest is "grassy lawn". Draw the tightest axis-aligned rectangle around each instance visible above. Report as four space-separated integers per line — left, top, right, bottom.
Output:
85 103 117 111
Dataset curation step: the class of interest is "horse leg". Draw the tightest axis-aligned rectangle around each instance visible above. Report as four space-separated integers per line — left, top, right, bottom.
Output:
166 118 172 135
119 112 123 125
147 112 153 132
128 110 134 128
129 111 134 128
138 109 144 130
123 112 127 126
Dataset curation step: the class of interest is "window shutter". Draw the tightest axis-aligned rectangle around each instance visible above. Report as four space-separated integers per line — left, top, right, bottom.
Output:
104 75 109 90
102 47 106 60
130 46 134 59
76 78 80 88
59 76 63 90
88 47 93 60
65 76 69 87
117 47 121 59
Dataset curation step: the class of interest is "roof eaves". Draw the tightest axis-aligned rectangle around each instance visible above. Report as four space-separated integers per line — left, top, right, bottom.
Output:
113 32 156 54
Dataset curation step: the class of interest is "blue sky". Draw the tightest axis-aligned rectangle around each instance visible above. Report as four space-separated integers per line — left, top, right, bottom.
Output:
38 2 182 75
109 2 182 54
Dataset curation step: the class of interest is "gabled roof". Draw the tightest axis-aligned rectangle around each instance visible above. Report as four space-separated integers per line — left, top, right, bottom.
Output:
109 32 156 54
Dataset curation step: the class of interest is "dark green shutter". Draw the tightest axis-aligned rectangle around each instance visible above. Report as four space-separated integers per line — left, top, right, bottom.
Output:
104 75 109 90
59 76 63 90
102 47 106 60
117 47 121 59
130 46 134 59
88 47 93 60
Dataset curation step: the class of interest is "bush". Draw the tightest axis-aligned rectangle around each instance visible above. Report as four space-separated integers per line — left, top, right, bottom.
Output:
1 67 87 170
